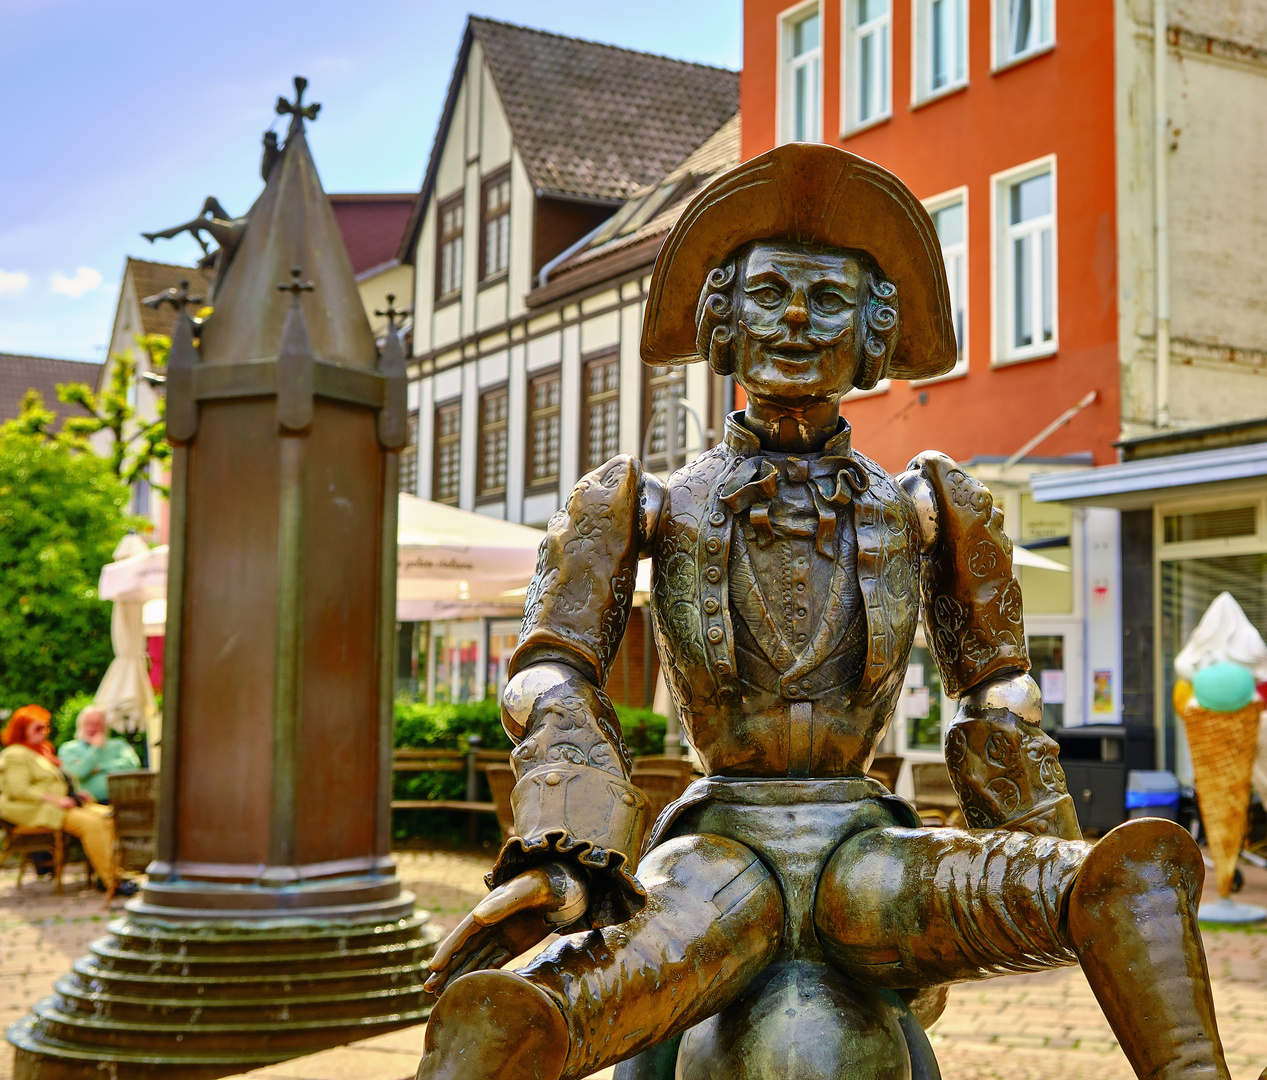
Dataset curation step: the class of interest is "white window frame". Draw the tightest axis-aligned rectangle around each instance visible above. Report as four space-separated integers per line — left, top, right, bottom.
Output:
991 155 1058 366
992 0 1055 71
912 0 968 107
841 0 892 135
778 1 822 144
916 186 969 384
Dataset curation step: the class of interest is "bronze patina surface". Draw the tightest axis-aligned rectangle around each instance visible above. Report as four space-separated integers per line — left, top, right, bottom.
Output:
416 144 1235 1080
8 80 439 1080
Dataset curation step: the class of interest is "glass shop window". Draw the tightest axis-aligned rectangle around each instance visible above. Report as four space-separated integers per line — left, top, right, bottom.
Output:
582 352 621 472
435 194 463 301
486 620 522 702
1027 633 1066 731
477 386 509 498
782 5 822 143
527 370 561 489
845 0 892 131
904 645 944 751
997 163 1056 363
914 0 967 103
481 172 511 281
433 399 462 505
998 0 1054 66
431 621 483 703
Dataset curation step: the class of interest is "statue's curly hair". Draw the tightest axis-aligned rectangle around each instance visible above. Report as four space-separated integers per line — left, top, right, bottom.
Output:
694 246 900 391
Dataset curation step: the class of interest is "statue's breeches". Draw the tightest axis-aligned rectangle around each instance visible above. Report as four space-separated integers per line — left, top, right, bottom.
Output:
817 825 1092 987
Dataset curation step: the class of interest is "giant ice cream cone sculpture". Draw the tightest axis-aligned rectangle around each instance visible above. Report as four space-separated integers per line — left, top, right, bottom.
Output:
1181 700 1260 898
1174 592 1267 914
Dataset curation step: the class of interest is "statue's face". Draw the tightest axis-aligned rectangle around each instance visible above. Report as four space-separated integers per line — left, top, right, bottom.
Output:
731 243 863 405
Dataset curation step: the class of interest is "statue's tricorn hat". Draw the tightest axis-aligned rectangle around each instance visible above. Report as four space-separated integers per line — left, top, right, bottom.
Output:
640 142 957 381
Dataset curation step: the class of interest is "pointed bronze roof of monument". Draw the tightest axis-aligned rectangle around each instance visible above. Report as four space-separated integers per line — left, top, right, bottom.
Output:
198 77 377 370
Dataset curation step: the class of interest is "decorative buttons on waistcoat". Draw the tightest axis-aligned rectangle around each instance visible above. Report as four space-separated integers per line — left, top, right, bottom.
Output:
714 660 731 675
704 598 719 614
707 626 723 643
706 538 721 554
705 566 722 583
709 511 726 526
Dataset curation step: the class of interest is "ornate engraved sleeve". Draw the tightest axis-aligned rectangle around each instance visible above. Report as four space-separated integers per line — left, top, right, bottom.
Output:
901 452 1079 841
900 450 1029 698
488 456 664 928
510 454 654 687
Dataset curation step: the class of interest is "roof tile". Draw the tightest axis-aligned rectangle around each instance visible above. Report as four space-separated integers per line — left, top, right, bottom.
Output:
0 353 102 429
470 17 739 202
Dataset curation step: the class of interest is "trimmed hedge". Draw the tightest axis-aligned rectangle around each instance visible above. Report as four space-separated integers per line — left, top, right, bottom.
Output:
391 696 668 844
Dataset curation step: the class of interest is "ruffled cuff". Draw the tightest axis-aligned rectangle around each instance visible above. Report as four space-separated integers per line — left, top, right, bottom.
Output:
486 764 649 928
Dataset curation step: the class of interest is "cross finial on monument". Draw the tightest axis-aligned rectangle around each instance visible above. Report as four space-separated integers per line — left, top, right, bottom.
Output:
278 266 315 300
276 75 321 130
375 293 410 330
143 278 203 313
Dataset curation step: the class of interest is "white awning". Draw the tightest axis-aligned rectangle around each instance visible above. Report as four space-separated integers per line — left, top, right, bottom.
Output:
1031 442 1267 508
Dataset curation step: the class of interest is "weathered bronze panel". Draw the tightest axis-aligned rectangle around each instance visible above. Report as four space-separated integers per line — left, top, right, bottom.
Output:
294 399 382 865
179 397 279 866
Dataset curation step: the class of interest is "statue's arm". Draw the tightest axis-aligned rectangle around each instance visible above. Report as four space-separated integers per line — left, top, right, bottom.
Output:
899 452 1081 840
490 455 665 927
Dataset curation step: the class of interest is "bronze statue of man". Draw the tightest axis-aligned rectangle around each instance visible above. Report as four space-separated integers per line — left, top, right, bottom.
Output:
416 144 1231 1080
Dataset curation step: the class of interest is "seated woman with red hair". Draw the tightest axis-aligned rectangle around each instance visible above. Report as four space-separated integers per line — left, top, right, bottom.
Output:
0 705 137 896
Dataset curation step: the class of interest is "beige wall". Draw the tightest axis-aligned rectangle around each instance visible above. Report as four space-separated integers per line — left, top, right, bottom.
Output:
358 263 414 340
1115 0 1267 437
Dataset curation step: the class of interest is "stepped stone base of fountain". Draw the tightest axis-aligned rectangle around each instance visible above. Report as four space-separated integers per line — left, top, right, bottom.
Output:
9 901 441 1080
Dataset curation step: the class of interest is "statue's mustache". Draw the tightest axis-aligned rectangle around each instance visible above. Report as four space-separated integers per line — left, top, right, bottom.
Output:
737 317 854 350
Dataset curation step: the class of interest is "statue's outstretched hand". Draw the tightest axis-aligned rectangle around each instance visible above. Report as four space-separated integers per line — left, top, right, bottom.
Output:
423 860 588 996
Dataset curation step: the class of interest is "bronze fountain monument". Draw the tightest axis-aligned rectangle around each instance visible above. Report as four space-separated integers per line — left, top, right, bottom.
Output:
9 80 440 1079
415 144 1234 1080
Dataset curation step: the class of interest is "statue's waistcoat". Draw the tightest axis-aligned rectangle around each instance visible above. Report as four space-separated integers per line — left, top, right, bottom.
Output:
651 417 923 777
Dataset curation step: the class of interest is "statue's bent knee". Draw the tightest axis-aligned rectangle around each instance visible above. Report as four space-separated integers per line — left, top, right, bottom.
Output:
423 834 783 1080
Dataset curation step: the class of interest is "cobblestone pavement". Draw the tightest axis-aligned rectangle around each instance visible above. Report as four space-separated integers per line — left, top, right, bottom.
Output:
2 849 1265 1080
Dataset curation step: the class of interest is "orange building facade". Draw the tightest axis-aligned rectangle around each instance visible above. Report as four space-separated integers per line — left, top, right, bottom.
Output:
741 0 1119 475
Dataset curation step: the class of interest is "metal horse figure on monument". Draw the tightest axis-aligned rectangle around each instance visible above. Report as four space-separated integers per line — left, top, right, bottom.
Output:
416 144 1233 1080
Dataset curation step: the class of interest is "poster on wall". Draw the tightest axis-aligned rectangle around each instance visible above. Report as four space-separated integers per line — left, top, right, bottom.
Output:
1040 669 1066 704
1093 669 1114 714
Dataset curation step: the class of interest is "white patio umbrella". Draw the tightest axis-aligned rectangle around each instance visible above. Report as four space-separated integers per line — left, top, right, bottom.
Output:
97 496 547 629
394 495 544 620
94 533 161 764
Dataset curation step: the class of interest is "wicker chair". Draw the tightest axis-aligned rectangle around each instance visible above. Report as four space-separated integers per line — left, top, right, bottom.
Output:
632 756 695 831
484 764 518 842
0 821 91 893
911 762 964 827
106 770 158 874
866 754 904 794
631 756 696 788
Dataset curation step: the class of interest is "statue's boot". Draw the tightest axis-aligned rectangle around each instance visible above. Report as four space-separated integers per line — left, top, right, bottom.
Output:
1068 818 1231 1080
416 833 783 1080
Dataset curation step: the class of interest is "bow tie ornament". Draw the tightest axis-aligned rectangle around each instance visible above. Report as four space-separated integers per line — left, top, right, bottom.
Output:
720 454 869 556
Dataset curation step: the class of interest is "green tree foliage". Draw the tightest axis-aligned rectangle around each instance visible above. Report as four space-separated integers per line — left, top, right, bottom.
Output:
0 421 135 712
56 335 171 493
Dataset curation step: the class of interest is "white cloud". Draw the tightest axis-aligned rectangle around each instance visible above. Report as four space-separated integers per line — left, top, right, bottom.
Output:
0 269 29 295
50 266 103 298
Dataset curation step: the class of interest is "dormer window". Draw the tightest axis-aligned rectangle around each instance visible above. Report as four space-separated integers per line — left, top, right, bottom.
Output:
436 194 463 302
481 171 511 281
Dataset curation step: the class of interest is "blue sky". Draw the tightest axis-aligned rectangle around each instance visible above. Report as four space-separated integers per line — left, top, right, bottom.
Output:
0 1 741 362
